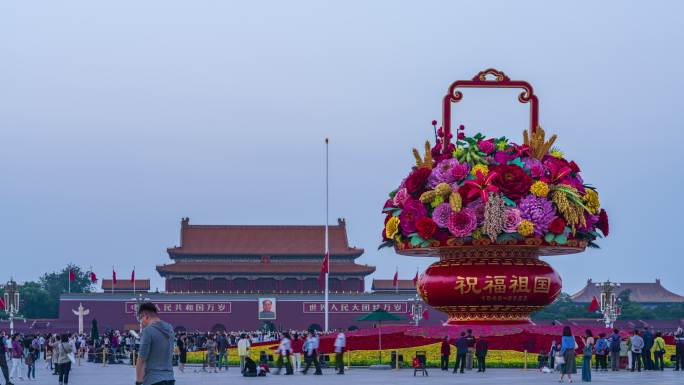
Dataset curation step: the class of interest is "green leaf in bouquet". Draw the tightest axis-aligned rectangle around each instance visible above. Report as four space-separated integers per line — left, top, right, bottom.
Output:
502 195 516 207
420 240 432 248
544 233 555 243
392 209 402 217
555 234 568 245
377 240 394 250
509 157 525 169
410 235 426 246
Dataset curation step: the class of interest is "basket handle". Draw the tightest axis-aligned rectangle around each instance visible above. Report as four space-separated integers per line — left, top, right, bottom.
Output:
441 68 539 151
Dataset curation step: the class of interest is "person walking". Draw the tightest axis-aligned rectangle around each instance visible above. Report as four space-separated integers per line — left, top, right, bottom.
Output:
559 326 577 383
334 330 346 375
440 336 450 371
626 333 632 370
594 333 608 371
580 330 593 382
291 334 303 373
237 334 251 373
0 332 13 385
642 327 654 370
452 332 468 374
475 336 487 373
652 332 665 371
216 332 229 371
205 335 218 373
135 302 175 385
55 334 73 385
25 347 35 381
675 327 684 371
630 329 644 372
465 329 476 371
549 340 559 371
275 332 293 375
176 334 187 373
9 334 24 382
301 331 321 375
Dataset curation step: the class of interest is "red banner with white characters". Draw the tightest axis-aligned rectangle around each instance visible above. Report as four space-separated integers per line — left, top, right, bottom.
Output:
125 301 231 314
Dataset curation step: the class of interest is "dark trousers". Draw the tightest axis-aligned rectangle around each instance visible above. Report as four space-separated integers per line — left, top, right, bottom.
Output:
58 362 72 384
676 346 684 370
595 354 607 370
453 352 466 373
151 381 176 385
653 350 664 370
440 354 449 370
335 352 344 373
302 351 321 374
27 363 35 379
477 354 486 372
276 353 293 375
631 352 642 372
0 354 9 383
642 347 652 370
610 351 620 371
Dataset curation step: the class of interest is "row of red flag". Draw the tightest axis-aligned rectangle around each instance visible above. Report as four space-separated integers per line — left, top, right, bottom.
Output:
68 268 135 284
316 253 420 290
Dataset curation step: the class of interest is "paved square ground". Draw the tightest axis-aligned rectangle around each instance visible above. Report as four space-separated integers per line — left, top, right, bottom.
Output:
10 361 683 384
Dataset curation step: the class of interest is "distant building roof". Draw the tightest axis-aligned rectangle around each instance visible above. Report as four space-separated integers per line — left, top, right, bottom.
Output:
101 279 150 292
167 217 364 257
570 279 684 303
157 261 375 276
371 279 416 293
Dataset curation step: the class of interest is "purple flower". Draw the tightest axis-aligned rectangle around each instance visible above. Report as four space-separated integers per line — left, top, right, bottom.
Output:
504 208 522 233
518 195 557 236
524 157 544 178
466 199 486 226
447 208 478 237
399 199 427 234
393 188 409 207
478 140 495 154
450 162 470 182
494 150 516 165
432 203 452 228
428 158 461 188
578 213 599 232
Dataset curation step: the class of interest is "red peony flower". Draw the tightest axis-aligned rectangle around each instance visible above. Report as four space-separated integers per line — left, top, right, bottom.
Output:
478 139 496 154
431 120 437 126
405 167 431 194
489 164 534 202
415 217 437 239
548 217 566 235
457 132 466 140
597 209 609 236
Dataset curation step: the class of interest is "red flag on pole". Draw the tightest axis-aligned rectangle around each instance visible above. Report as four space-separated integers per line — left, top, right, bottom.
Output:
412 270 419 286
90 272 97 283
422 308 429 320
69 270 75 282
112 269 117 285
318 252 329 289
393 269 399 288
588 296 600 312
0 297 5 311
131 269 135 284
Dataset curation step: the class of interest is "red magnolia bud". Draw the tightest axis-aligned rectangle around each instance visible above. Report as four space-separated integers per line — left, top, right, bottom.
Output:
458 132 466 140
437 127 444 136
459 124 465 131
431 120 437 126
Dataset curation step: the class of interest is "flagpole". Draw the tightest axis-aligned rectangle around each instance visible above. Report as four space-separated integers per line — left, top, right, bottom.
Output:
324 137 330 333
68 269 71 294
112 266 115 295
133 266 136 295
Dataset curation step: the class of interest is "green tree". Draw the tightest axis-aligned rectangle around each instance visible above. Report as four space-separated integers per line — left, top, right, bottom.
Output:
18 281 54 318
39 264 95 299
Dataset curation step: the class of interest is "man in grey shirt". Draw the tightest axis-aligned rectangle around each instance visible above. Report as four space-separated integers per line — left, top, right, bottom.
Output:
136 303 175 385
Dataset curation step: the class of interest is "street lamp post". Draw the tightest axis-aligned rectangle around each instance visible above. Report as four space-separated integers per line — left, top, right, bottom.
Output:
131 292 151 333
2 279 24 336
595 280 621 328
409 294 424 326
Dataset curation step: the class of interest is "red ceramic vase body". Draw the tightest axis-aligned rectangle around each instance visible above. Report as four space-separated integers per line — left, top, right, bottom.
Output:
403 244 574 325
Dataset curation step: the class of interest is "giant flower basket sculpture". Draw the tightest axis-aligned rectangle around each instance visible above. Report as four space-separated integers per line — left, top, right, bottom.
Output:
380 69 609 325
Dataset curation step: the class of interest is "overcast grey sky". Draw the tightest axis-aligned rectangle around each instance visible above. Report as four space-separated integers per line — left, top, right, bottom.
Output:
1 1 683 295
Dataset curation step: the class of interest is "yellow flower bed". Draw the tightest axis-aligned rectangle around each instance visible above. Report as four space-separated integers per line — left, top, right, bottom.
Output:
185 343 678 368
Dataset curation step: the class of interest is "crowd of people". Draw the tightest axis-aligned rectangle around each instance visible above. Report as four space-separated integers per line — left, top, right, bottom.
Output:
542 326 684 382
2 303 684 385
